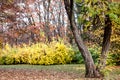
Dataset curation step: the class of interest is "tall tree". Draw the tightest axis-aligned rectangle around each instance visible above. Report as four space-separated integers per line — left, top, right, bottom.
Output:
64 0 117 78
64 0 100 78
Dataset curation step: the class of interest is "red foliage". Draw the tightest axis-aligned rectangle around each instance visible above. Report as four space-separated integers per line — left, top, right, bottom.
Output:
0 0 70 46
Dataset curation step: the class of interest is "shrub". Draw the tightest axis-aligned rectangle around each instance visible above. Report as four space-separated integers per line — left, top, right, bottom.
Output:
28 41 75 65
72 46 100 64
89 47 100 63
0 53 15 65
72 50 84 64
4 54 15 65
107 53 120 65
0 55 6 64
0 44 13 64
0 41 75 65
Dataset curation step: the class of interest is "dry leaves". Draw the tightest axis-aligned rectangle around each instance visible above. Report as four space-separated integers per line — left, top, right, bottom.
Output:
0 68 80 80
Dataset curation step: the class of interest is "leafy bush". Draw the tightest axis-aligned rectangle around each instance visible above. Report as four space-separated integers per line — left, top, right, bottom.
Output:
28 41 74 65
89 47 100 63
107 53 120 66
0 56 6 64
72 50 84 64
72 46 100 64
0 44 17 64
0 41 75 65
0 53 15 65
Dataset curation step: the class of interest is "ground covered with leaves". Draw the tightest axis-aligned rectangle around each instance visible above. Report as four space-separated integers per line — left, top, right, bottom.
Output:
0 68 82 80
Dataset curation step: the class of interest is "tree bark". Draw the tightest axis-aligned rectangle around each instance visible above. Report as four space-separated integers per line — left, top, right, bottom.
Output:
43 0 51 42
64 0 100 78
97 15 112 72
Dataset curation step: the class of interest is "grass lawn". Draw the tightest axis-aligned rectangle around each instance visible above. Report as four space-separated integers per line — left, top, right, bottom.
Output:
0 64 120 80
0 64 85 74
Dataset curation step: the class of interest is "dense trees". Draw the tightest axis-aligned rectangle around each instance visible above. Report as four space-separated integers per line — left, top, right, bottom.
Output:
0 0 68 45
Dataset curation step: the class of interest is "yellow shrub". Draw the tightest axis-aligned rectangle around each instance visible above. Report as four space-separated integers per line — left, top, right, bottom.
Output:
0 41 75 65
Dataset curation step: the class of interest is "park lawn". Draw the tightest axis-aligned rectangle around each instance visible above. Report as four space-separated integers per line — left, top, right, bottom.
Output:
0 64 85 75
0 64 120 80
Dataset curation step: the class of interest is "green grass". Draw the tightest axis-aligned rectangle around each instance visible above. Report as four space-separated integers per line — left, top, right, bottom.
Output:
0 64 85 74
0 64 120 79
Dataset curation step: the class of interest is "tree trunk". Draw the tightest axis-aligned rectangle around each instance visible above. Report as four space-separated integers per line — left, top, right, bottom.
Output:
97 15 112 72
64 0 100 78
43 0 51 42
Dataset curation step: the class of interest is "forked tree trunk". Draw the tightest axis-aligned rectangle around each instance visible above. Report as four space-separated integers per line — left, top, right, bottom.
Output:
97 15 112 72
64 0 100 78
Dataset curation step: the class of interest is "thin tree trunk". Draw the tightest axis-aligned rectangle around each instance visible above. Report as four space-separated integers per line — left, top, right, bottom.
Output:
38 1 41 23
43 0 51 42
97 15 112 72
64 0 100 78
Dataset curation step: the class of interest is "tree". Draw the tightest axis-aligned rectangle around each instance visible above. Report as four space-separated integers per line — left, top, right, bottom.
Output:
97 14 112 72
64 0 100 78
64 0 120 78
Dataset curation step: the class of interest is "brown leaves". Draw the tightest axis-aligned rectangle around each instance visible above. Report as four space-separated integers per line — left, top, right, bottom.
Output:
0 0 69 45
0 69 80 80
